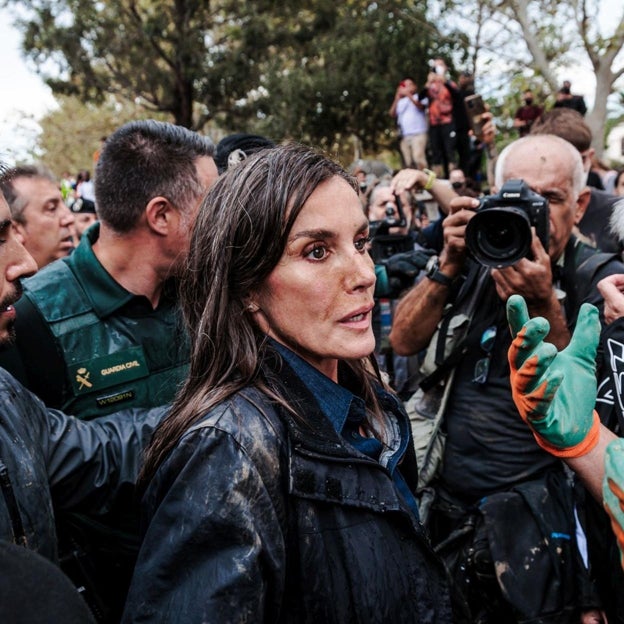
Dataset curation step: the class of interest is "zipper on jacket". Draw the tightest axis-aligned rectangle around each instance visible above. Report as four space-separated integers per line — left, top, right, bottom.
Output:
0 459 27 546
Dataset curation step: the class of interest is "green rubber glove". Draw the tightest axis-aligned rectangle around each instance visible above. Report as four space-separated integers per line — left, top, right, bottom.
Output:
604 438 624 569
506 294 601 456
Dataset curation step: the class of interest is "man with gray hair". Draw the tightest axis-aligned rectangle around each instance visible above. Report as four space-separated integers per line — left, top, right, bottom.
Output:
0 164 75 269
390 134 622 621
0 119 217 621
530 107 624 255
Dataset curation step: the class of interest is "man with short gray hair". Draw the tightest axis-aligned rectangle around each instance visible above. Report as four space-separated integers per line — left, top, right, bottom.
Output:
0 119 218 622
0 164 75 269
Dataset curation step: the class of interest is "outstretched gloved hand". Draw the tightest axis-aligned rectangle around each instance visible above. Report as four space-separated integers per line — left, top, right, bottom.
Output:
506 294 601 458
604 438 624 569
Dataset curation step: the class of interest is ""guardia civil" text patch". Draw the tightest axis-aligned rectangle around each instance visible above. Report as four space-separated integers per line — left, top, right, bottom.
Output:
68 346 149 395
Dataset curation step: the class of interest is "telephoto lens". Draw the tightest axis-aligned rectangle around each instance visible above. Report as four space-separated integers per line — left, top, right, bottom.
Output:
466 208 533 268
465 179 549 268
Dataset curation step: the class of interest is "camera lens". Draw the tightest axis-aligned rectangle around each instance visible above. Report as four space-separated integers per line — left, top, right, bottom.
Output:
465 207 532 268
385 202 395 216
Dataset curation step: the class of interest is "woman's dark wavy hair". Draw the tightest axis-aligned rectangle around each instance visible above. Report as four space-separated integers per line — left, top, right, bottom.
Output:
141 143 384 485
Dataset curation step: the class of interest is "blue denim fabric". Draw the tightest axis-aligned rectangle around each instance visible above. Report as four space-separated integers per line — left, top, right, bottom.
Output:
272 340 419 519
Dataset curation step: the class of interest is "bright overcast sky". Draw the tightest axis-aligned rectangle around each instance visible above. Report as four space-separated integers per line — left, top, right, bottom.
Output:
0 3 619 163
0 6 56 163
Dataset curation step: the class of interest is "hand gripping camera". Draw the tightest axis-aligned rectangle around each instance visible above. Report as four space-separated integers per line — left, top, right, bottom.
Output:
465 179 549 268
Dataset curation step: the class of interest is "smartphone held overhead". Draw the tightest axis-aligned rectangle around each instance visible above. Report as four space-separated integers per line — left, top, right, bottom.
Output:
464 94 486 140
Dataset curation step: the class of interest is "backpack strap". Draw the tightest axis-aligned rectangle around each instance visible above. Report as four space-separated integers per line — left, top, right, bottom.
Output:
564 244 619 324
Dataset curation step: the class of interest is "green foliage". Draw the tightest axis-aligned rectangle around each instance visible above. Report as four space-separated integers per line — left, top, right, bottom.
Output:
36 95 171 176
246 1 467 159
5 0 470 161
8 0 266 129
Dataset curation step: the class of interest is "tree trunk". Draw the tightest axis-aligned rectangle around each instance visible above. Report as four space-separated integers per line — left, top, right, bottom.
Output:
586 68 611 156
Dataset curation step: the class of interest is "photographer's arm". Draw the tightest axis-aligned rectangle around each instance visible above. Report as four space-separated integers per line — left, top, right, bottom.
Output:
390 270 451 356
390 201 476 356
389 91 400 117
392 168 458 215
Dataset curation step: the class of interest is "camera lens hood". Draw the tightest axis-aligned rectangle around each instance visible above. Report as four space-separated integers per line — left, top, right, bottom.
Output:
465 207 532 268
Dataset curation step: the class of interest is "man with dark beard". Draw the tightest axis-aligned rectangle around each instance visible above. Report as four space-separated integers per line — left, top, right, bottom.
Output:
0 120 217 621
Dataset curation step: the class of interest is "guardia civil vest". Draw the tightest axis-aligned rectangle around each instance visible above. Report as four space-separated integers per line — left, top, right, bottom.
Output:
23 258 189 420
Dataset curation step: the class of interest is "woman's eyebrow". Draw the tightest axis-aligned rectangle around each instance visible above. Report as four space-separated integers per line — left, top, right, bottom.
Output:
289 219 369 242
289 228 336 242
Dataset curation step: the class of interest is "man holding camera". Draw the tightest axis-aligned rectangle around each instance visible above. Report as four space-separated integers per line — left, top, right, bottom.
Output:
390 134 623 622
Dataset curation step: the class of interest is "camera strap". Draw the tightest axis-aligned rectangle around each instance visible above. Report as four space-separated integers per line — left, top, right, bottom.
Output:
420 263 490 392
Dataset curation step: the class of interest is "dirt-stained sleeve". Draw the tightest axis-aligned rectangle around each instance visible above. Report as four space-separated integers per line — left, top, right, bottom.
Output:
122 397 288 623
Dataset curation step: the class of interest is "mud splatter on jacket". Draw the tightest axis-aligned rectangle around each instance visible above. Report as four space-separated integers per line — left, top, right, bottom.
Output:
123 356 453 623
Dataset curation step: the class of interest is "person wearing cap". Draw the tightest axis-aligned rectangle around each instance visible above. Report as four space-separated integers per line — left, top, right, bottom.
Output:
70 196 98 241
214 133 276 174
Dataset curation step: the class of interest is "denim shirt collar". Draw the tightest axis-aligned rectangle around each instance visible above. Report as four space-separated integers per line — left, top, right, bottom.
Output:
271 340 356 436
268 340 409 470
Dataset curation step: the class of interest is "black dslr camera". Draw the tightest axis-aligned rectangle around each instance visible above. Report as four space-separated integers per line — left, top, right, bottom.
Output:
465 179 549 268
368 193 413 264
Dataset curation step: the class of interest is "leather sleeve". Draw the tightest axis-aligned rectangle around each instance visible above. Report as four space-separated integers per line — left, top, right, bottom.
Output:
0 369 167 513
122 402 288 623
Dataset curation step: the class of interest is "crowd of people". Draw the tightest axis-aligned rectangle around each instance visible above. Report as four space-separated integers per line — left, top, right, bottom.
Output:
0 64 624 624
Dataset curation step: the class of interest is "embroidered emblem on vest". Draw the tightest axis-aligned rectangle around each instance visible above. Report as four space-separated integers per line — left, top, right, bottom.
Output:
68 346 149 395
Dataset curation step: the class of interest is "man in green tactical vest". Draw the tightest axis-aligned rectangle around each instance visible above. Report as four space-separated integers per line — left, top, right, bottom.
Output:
0 120 218 622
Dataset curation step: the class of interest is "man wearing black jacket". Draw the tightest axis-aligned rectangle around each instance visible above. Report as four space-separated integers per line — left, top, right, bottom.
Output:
0 188 165 619
390 134 622 622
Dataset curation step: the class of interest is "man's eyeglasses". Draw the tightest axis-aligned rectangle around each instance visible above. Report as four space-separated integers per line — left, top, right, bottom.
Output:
473 325 497 385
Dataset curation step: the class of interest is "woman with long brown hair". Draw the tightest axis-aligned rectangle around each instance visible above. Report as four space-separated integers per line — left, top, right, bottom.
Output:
122 143 453 623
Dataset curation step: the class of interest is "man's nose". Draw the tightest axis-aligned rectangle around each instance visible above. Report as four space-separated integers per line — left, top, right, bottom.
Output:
8 238 37 281
60 202 75 226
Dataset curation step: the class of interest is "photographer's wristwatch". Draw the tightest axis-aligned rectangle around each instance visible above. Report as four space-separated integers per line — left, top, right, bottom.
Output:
425 255 454 287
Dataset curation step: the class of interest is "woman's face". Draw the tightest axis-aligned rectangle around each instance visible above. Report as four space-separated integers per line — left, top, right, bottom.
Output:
255 176 376 382
616 174 624 197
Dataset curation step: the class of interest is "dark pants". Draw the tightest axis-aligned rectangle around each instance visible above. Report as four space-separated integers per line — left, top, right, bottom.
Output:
428 123 457 177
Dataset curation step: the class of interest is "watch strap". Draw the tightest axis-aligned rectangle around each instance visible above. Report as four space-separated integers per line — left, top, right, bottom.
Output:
427 267 454 287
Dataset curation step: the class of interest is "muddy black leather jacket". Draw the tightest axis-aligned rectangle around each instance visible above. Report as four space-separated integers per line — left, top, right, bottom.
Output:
0 368 165 563
123 358 453 623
